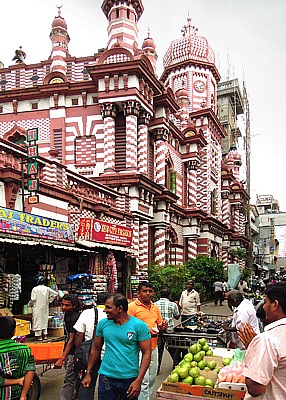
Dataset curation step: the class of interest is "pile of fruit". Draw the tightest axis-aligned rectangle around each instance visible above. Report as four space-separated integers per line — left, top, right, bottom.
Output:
167 338 229 388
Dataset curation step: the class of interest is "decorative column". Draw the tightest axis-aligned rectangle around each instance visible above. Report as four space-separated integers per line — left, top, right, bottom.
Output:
153 128 168 185
232 204 240 232
123 100 140 171
139 221 149 270
186 160 199 206
154 227 166 267
221 192 230 228
138 111 151 175
239 208 245 235
100 103 118 172
187 238 197 259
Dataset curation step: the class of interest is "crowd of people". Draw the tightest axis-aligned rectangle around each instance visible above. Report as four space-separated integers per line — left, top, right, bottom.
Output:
0 277 285 399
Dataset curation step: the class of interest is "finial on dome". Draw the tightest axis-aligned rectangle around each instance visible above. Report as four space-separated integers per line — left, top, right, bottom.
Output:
57 4 63 16
147 26 151 38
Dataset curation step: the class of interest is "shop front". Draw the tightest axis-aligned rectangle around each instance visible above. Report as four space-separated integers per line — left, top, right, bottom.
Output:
0 206 90 314
76 218 137 299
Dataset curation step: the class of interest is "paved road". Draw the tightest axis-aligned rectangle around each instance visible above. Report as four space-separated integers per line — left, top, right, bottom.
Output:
37 301 232 399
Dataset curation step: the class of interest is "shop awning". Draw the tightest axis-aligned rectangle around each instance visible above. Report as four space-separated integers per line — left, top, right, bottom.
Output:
0 237 90 252
76 239 138 255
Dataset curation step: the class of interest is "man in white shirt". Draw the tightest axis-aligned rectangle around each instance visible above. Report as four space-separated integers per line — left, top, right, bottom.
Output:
222 290 260 349
74 292 109 400
179 280 201 324
243 282 286 399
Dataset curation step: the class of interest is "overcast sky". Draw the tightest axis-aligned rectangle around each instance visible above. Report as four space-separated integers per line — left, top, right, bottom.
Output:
2 0 286 211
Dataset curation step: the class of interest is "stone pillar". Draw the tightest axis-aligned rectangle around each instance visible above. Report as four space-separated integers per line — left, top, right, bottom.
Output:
153 128 168 185
123 100 140 171
100 103 118 172
138 111 151 175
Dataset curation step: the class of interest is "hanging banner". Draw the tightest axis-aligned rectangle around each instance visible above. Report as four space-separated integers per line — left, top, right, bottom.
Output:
78 218 132 247
0 207 74 242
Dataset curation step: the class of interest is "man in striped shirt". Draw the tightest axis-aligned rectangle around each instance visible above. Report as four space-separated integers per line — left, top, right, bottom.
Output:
155 288 180 373
0 316 35 400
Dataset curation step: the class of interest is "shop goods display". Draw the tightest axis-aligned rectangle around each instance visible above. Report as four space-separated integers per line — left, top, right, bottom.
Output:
0 273 21 308
163 340 246 399
166 339 222 387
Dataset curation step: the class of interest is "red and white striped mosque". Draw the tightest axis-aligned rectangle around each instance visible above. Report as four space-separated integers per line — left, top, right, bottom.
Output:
0 0 248 291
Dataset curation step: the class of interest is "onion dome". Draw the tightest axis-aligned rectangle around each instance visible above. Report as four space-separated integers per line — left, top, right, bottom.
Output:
142 31 156 52
52 6 67 31
163 17 215 69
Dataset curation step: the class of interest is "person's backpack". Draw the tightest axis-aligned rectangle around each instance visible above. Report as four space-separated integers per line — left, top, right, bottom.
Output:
74 307 98 374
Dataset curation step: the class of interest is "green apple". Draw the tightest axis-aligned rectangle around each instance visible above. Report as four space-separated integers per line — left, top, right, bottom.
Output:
222 357 232 366
167 373 179 383
199 338 207 346
182 376 194 385
207 360 217 370
194 352 203 362
178 367 189 379
189 367 200 378
194 376 206 386
197 359 207 370
184 353 194 363
205 378 214 388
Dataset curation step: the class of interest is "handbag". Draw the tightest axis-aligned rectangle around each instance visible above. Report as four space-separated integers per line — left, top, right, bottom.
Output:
74 307 98 374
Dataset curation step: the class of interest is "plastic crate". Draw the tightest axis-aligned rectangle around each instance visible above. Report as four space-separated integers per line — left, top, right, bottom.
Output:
27 342 64 362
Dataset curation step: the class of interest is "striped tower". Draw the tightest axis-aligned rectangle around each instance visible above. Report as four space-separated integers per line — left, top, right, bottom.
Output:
124 100 140 171
49 6 70 75
101 0 143 55
139 222 149 270
153 128 168 185
138 111 150 175
154 227 166 267
100 103 118 172
221 192 230 228
187 238 197 259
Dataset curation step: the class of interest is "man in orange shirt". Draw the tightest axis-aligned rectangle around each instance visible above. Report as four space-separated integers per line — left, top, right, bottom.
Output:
128 281 168 400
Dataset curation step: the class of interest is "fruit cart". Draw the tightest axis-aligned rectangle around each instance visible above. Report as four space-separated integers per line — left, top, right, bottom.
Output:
26 340 65 400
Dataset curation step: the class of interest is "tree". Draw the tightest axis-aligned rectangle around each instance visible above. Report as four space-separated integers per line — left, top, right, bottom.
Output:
148 255 224 302
185 255 224 301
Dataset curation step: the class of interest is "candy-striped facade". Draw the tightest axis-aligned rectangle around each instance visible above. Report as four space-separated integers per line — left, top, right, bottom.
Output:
0 0 249 274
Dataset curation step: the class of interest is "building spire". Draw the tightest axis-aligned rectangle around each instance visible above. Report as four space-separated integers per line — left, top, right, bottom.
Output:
49 5 70 75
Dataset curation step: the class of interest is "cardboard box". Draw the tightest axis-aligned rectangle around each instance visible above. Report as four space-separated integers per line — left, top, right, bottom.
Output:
161 382 245 400
27 342 64 362
0 308 13 317
14 319 31 336
218 382 247 392
48 327 64 337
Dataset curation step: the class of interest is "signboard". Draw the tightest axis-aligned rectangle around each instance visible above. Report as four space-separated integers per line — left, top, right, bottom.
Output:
0 207 74 242
26 128 39 204
78 218 132 247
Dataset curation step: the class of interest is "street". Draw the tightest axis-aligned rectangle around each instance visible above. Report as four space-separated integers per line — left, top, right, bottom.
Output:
36 301 231 399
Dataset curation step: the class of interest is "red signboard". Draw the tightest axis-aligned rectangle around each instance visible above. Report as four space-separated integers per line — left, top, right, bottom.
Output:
78 218 132 247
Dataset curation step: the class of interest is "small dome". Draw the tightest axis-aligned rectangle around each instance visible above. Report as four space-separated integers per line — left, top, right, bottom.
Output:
142 36 156 51
52 15 67 30
176 87 188 99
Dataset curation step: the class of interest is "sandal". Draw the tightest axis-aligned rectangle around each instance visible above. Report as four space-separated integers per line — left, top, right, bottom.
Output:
35 337 43 341
43 335 48 340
